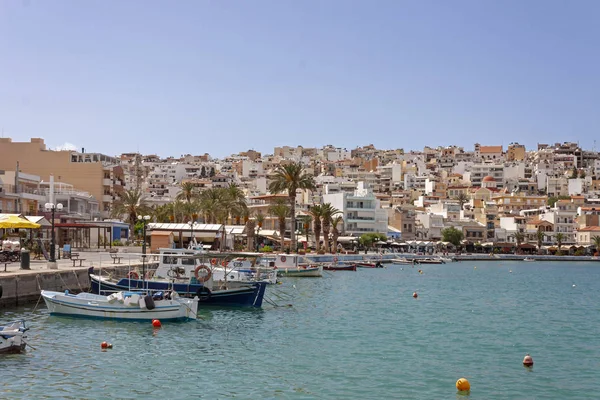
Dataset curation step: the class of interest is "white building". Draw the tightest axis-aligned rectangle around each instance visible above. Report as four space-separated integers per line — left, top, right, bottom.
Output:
322 182 388 236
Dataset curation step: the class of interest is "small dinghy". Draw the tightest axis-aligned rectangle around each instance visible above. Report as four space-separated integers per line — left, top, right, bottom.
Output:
0 320 29 354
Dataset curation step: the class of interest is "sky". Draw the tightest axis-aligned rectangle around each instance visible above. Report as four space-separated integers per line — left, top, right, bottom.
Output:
1 0 599 158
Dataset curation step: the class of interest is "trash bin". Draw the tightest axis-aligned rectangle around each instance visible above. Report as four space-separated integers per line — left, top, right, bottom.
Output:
20 248 30 270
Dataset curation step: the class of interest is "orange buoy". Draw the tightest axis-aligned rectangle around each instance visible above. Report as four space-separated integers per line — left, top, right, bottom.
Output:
152 319 162 328
412 292 418 298
101 341 108 349
456 377 470 392
523 354 533 367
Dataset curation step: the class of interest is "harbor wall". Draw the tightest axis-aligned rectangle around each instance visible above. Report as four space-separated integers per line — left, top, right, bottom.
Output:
0 265 134 309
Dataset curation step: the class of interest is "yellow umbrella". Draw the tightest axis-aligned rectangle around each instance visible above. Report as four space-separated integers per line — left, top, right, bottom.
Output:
0 214 41 229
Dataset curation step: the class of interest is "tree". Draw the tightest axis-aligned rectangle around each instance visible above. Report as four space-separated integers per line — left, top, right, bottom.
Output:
321 203 342 253
359 233 387 249
299 215 312 248
511 232 525 247
268 162 316 252
210 167 216 177
548 195 570 208
110 188 150 228
331 215 344 253
441 227 464 247
269 199 290 251
555 232 565 253
454 192 469 209
580 170 586 179
223 184 248 224
200 166 206 178
536 230 545 254
592 235 600 255
308 204 323 252
198 188 223 224
176 181 197 203
570 167 578 179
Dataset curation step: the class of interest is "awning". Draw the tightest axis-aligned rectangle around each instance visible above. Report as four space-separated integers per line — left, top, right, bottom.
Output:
337 236 359 244
0 214 41 229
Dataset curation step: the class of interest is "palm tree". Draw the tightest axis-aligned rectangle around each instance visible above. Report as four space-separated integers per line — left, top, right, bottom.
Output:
299 215 312 249
268 162 316 252
198 188 223 223
321 203 342 253
536 230 545 254
455 192 469 209
555 232 565 253
511 232 525 254
308 204 323 252
331 215 344 253
269 199 290 251
110 188 149 228
224 184 248 224
176 181 197 203
592 235 600 256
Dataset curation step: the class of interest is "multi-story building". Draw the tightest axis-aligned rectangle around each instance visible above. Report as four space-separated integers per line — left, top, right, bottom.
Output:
323 182 388 235
0 138 119 217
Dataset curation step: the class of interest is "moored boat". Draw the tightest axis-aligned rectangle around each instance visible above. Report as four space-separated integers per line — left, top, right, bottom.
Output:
0 320 28 354
414 258 445 264
323 263 357 271
41 290 199 321
523 257 536 262
269 254 323 277
89 249 270 308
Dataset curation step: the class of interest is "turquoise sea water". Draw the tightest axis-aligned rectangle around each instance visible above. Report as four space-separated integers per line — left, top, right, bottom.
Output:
2 261 600 399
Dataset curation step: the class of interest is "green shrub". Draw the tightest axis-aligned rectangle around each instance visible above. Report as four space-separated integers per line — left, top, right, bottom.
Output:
111 240 123 247
574 248 585 256
259 245 273 253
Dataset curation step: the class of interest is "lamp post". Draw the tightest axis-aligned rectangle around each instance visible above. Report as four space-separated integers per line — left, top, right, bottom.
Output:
138 215 151 287
45 202 63 267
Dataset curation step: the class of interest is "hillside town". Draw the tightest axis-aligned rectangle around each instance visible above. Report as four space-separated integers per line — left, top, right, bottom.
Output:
2 137 600 255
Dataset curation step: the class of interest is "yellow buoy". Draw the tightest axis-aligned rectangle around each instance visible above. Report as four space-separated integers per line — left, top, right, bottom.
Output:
456 378 470 392
474 266 477 269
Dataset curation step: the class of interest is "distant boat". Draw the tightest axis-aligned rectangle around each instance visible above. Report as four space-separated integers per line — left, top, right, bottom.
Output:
41 290 199 321
268 254 324 277
414 258 445 264
523 257 536 262
392 258 414 265
323 262 357 271
0 320 28 354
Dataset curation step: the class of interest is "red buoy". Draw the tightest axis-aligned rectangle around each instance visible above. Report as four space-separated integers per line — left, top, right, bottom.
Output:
412 292 418 298
152 319 162 328
101 341 108 349
523 354 533 367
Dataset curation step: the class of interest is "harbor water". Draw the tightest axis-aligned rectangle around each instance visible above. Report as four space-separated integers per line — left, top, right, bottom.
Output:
2 261 600 399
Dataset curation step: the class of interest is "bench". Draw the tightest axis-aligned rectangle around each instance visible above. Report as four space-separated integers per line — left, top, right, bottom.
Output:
1 261 11 272
109 249 123 264
70 252 86 267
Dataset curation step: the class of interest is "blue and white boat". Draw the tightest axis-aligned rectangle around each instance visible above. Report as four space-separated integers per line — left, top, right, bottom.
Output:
0 320 29 354
89 249 270 308
41 290 199 321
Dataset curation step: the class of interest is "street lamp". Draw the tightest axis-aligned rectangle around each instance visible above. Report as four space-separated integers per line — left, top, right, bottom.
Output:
188 220 195 249
138 215 151 287
45 202 63 264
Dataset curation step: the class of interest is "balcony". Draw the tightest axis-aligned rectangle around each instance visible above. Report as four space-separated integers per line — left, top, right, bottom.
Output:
102 194 113 202
103 178 113 186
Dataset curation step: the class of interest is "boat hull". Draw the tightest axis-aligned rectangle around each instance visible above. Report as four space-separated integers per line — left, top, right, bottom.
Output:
0 321 27 354
41 290 198 321
323 264 357 271
90 275 267 308
277 265 323 277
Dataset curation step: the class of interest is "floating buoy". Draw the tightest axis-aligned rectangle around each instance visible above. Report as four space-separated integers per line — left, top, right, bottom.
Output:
107 343 113 349
101 341 108 349
509 270 512 273
412 292 418 298
456 377 470 392
523 354 533 367
152 319 162 328
572 284 576 287
474 266 477 269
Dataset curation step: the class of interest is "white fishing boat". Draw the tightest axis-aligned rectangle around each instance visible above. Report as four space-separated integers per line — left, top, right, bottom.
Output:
392 257 414 265
523 257 536 262
41 290 198 321
269 254 323 277
0 320 29 354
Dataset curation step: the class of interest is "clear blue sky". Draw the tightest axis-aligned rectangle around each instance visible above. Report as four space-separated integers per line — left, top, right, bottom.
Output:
1 0 599 158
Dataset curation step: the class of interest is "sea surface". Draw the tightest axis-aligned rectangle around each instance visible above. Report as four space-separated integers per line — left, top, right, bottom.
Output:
2 261 600 399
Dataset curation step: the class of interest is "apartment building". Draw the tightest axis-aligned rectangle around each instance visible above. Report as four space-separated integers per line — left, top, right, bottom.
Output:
323 182 388 235
0 138 119 217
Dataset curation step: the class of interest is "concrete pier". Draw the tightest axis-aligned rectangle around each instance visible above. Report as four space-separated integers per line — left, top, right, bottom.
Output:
0 250 150 308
